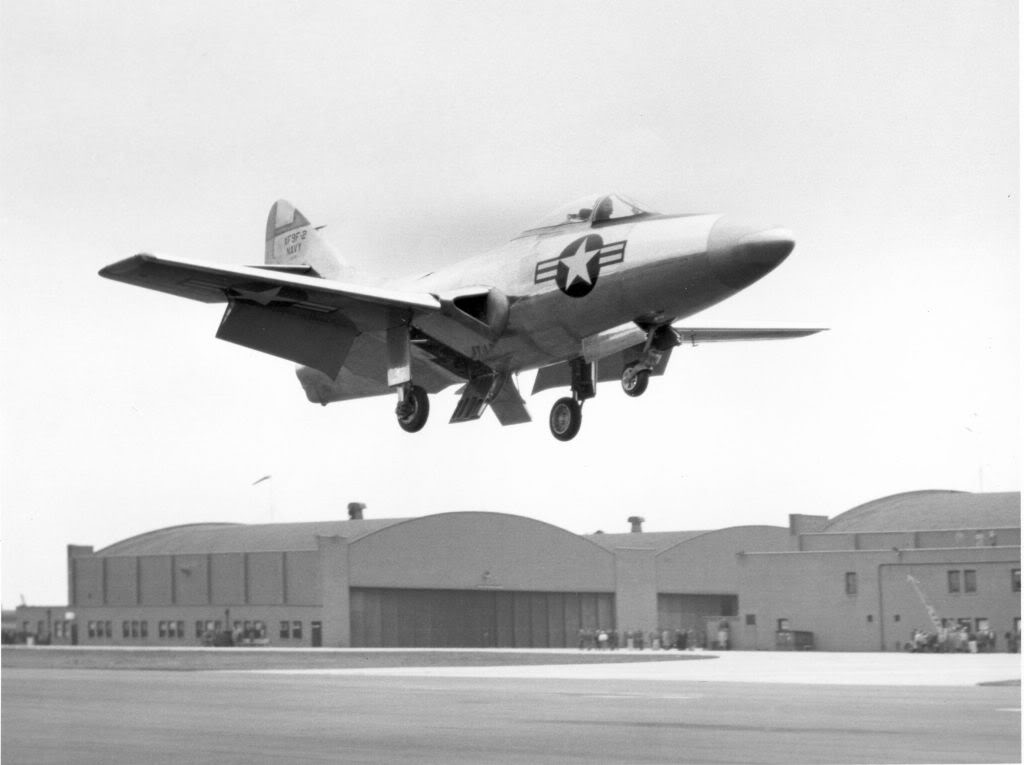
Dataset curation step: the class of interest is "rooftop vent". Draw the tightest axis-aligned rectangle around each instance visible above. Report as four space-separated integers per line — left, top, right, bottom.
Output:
348 502 365 520
628 516 645 533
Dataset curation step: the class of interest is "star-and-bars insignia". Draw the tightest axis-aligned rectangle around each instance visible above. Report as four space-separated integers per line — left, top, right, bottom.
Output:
534 234 627 298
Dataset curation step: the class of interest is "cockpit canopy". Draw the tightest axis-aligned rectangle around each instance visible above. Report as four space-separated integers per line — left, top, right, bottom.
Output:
521 193 655 235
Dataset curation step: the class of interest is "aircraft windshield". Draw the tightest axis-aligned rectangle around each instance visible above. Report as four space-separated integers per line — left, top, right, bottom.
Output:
524 193 654 233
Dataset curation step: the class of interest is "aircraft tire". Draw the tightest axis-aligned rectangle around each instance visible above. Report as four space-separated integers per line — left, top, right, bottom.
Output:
549 397 582 441
397 385 429 433
621 365 650 397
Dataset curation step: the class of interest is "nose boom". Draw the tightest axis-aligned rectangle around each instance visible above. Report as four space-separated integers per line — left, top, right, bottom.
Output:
707 217 795 290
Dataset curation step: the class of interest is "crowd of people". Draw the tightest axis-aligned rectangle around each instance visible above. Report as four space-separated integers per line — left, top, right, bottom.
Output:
577 626 727 651
906 625 1019 653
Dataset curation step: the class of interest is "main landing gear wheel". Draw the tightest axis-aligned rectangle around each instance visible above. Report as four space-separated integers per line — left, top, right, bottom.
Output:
549 397 582 441
621 364 650 397
396 385 429 433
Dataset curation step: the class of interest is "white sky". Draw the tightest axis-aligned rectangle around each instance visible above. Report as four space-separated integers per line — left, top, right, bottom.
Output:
0 0 1018 607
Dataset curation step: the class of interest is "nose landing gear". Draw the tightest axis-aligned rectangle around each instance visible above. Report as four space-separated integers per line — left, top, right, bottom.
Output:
620 365 650 397
620 324 681 398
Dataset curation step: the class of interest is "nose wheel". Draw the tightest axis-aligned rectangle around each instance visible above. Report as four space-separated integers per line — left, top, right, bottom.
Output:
395 384 429 433
621 364 650 397
549 397 582 441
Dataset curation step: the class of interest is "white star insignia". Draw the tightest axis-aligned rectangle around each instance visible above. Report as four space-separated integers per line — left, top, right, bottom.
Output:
561 239 594 287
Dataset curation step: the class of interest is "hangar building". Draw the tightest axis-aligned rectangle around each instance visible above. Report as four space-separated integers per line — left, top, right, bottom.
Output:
42 490 1022 651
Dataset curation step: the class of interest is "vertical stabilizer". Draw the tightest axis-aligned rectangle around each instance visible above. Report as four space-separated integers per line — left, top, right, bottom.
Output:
265 200 348 280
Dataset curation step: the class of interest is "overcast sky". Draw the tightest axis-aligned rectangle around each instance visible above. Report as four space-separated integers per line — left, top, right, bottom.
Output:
1 1 1018 607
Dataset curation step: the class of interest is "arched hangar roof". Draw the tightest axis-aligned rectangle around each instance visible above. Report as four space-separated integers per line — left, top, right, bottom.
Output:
824 490 1020 533
95 518 407 556
585 530 711 553
93 512 614 558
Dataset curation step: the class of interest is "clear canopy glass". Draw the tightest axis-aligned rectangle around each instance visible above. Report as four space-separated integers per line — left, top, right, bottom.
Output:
522 193 655 233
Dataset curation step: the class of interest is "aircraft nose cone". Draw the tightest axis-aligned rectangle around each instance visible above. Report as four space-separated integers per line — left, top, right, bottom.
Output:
707 217 795 290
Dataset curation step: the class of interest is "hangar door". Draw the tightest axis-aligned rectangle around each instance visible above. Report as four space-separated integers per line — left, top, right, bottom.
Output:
350 588 615 648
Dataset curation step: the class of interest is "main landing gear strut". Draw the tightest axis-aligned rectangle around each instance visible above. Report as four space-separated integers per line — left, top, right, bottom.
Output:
395 384 429 433
548 358 594 441
549 325 681 441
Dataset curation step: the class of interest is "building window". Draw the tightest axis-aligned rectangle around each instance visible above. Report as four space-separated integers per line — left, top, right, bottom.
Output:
131 621 139 638
123 621 130 638
866 614 874 623
1013 569 1021 593
280 621 290 639
176 621 185 639
947 570 961 594
140 621 148 638
964 570 977 594
745 614 756 626
292 621 303 640
159 621 168 638
893 614 900 623
106 621 112 638
777 618 790 631
845 572 858 595
87 621 96 638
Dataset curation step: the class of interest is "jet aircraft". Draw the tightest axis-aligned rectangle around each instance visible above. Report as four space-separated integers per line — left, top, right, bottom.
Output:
100 193 824 440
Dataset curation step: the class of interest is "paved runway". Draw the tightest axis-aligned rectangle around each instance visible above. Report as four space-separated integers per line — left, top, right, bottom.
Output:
3 652 1020 764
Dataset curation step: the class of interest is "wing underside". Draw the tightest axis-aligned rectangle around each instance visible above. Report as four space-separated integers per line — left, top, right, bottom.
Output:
100 253 445 381
532 323 826 395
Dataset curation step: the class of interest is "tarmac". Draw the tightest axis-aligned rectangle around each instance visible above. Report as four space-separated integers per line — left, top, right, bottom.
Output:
242 648 1021 686
3 648 1020 764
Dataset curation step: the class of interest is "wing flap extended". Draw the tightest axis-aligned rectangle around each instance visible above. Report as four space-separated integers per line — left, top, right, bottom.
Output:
100 253 445 377
216 301 359 377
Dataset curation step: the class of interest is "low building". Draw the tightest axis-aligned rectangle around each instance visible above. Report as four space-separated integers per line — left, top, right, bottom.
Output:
33 490 1022 651
739 490 1020 651
2 605 69 644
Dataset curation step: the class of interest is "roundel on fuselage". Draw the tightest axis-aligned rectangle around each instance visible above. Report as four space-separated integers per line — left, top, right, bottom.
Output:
534 234 627 298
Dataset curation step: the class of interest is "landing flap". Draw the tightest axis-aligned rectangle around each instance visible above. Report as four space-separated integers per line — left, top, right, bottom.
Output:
216 301 357 378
